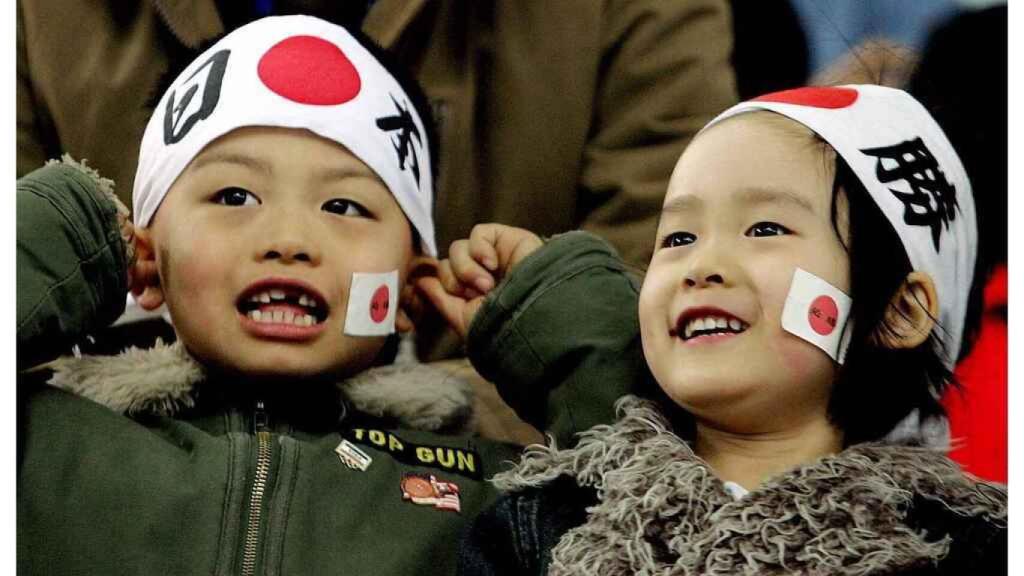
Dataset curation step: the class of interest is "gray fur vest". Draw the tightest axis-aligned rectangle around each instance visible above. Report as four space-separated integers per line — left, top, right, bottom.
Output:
494 396 1006 576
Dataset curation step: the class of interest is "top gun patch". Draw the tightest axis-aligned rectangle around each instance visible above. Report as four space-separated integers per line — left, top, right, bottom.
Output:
344 428 483 480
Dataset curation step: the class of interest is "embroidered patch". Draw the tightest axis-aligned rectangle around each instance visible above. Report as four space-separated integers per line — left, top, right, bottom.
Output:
400 473 461 513
334 439 372 471
345 428 483 480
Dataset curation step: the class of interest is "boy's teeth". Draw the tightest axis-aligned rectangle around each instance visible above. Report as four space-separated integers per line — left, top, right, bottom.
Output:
298 294 310 307
250 310 262 321
270 289 286 301
259 292 271 303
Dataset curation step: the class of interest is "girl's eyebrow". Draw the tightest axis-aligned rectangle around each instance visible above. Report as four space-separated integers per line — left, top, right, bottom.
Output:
662 186 816 215
735 186 816 214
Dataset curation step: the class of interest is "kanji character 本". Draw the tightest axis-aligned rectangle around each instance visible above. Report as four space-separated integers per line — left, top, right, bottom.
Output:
375 95 422 187
860 137 958 252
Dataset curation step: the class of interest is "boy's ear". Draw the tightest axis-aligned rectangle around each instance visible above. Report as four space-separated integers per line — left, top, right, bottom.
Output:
873 271 939 350
132 227 166 311
396 256 439 333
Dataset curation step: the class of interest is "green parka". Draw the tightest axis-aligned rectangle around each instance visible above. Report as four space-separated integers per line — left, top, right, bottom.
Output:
16 161 645 575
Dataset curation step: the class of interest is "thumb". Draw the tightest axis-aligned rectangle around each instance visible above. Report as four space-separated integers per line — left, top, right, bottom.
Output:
415 276 483 339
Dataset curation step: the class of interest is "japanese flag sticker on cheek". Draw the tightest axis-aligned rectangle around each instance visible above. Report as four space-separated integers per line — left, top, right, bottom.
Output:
344 271 399 336
781 268 853 364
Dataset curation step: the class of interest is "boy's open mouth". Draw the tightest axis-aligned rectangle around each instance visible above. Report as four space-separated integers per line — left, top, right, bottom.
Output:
671 308 749 342
237 282 329 327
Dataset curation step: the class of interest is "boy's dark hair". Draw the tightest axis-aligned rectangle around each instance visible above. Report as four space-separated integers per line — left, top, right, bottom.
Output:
147 20 440 203
826 156 980 445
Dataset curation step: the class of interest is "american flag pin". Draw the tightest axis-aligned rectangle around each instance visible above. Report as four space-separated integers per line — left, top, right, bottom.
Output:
400 473 461 513
335 440 373 471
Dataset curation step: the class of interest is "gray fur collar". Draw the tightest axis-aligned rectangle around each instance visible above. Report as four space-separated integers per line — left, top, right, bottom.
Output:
495 396 1007 576
45 340 474 433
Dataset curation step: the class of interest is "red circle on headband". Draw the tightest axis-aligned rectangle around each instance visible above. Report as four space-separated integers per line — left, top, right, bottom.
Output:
753 87 858 109
258 36 361 105
370 285 390 323
808 295 839 336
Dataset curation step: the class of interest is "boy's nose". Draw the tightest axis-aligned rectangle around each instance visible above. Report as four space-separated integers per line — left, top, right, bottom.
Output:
256 214 323 266
684 272 725 288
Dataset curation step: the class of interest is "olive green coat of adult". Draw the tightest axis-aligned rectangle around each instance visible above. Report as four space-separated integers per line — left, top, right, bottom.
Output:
16 162 645 575
17 0 738 265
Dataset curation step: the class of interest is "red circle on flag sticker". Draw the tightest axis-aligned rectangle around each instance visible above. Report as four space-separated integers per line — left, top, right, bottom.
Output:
753 87 858 109
258 35 361 105
808 295 839 335
370 285 390 323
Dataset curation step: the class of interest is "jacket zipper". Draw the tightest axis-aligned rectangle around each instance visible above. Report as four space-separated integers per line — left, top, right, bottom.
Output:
241 400 272 576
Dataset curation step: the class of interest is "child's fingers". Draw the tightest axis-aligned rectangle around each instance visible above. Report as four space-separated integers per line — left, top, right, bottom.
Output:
467 226 500 272
129 260 159 296
437 259 465 296
415 276 475 338
448 240 495 293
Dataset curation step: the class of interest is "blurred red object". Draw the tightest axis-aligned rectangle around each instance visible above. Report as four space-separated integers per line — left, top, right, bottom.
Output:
945 265 1007 483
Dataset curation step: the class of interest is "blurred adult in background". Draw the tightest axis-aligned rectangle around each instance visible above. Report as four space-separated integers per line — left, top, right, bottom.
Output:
728 0 809 100
807 3 1007 482
17 0 738 271
907 5 1007 483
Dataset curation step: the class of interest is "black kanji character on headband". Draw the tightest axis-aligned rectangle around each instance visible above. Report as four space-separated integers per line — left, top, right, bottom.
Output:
861 137 959 252
376 94 422 187
163 50 230 145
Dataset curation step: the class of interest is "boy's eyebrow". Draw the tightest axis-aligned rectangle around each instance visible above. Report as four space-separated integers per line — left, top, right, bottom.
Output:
190 152 271 176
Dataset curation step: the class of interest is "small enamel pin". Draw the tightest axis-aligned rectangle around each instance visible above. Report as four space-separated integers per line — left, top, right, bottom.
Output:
335 439 373 471
400 473 461 513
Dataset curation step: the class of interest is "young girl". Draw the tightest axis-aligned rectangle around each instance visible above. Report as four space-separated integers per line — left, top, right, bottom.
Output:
420 85 1007 575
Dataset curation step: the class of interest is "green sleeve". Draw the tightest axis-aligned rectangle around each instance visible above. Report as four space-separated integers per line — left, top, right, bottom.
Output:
467 231 654 446
17 162 129 369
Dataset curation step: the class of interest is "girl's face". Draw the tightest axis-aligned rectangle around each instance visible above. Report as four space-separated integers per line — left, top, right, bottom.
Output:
639 114 851 434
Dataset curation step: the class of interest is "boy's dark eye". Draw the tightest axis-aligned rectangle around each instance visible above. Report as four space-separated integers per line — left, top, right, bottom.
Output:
213 187 260 206
746 222 791 237
322 198 370 218
661 231 696 248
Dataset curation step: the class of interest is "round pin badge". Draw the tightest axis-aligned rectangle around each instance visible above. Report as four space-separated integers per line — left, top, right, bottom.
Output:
257 35 362 105
808 295 839 336
369 285 390 323
401 475 434 499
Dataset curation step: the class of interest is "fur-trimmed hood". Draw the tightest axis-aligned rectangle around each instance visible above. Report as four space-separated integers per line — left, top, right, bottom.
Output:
45 340 475 433
495 396 1007 576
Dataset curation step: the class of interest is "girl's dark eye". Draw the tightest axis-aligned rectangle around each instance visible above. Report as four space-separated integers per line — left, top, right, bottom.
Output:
661 231 696 248
322 198 370 218
746 222 791 237
213 187 260 206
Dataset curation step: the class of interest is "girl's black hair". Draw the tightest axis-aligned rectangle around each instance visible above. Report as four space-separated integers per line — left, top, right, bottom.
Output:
826 155 976 445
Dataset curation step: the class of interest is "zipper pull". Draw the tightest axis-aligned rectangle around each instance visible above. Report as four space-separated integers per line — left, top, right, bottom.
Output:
253 400 269 434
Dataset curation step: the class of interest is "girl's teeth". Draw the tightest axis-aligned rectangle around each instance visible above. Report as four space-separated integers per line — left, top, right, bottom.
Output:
693 318 706 332
715 317 727 329
729 319 741 331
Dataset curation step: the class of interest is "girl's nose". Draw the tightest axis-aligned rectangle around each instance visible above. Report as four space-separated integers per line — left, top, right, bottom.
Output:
684 272 725 288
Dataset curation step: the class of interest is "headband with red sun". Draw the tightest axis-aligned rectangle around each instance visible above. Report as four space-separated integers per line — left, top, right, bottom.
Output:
133 15 436 255
702 85 976 370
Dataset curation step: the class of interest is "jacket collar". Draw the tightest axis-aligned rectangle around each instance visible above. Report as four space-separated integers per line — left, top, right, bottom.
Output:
45 340 475 433
495 396 1007 575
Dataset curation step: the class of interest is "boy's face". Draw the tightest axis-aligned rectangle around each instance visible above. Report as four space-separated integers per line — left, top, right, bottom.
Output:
147 126 415 379
639 114 851 433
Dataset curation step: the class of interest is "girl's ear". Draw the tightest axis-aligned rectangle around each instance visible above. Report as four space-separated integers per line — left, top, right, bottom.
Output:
131 227 166 311
873 271 939 350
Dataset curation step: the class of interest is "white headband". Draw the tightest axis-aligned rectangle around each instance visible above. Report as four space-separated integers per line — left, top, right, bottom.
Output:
133 15 436 255
704 85 976 369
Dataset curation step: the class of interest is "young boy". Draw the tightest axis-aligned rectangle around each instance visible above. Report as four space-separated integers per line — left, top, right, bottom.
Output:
15 16 633 575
